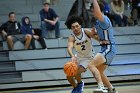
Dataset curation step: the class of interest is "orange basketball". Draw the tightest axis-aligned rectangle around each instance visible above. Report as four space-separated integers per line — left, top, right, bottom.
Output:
64 61 78 76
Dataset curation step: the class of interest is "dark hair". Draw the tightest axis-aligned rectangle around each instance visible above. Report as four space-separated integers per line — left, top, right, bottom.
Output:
113 0 122 7
65 15 83 29
43 2 50 5
8 12 15 17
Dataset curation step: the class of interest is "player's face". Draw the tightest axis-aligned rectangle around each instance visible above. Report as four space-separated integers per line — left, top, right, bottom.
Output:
9 14 16 22
71 22 81 35
43 4 49 12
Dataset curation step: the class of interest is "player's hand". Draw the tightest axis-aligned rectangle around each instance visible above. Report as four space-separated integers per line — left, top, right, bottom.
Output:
71 56 79 65
71 56 77 62
91 27 97 35
100 40 110 45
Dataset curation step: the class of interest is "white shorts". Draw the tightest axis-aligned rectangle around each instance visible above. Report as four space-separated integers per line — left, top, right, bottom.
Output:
77 57 94 69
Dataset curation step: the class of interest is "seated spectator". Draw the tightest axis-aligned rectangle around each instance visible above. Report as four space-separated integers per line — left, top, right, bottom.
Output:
0 12 32 50
131 0 140 25
111 0 128 26
21 16 47 50
40 1 60 38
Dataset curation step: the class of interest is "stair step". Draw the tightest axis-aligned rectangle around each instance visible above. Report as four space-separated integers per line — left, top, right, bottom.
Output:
0 67 15 72
0 61 14 66
0 51 9 57
0 72 21 79
0 56 9 61
0 72 22 83
0 51 9 61
0 62 15 72
0 77 22 84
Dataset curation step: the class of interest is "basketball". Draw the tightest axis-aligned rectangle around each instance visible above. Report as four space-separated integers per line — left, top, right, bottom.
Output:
64 61 78 76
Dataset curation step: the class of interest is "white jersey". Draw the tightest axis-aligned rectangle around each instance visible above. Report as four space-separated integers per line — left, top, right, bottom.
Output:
72 28 94 58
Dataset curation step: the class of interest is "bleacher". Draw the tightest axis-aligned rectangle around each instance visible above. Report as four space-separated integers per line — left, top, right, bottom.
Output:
0 0 140 90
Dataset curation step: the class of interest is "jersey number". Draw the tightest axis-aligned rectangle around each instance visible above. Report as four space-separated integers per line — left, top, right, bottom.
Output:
81 45 86 50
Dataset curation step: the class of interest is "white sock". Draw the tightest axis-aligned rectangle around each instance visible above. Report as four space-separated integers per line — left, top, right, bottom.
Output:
98 82 105 89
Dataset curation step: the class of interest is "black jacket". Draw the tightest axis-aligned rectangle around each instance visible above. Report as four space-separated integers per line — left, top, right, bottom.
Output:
0 21 21 36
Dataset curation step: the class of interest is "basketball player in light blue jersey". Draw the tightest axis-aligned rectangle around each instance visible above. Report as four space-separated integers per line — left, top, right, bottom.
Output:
89 0 118 93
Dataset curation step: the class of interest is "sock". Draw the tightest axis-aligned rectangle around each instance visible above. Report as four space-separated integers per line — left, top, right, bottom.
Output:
98 82 105 89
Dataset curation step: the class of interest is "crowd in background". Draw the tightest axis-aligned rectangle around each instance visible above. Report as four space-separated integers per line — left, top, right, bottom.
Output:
0 0 140 50
0 1 60 50
73 0 140 27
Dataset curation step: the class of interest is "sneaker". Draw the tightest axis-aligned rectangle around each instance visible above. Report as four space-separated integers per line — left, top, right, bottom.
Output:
45 48 48 50
108 88 118 93
94 88 108 93
71 87 77 93
77 81 84 93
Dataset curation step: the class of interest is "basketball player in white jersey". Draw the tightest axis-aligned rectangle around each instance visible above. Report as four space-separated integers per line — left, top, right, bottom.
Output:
65 16 107 93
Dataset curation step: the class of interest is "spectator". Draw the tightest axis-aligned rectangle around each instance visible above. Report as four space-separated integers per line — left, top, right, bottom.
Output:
0 12 32 50
40 1 60 38
66 0 90 27
21 17 47 50
111 0 128 26
131 0 140 25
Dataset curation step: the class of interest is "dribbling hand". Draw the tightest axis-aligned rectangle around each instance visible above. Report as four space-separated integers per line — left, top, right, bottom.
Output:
71 56 78 64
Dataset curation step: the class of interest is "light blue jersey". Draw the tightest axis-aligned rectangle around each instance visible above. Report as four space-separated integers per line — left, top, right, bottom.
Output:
95 15 116 65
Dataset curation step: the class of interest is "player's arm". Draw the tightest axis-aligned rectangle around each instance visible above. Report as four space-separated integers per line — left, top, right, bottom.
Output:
92 0 104 22
67 36 77 62
84 28 99 41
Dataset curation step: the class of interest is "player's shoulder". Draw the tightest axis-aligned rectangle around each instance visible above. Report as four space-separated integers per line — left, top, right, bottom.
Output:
84 28 92 38
68 35 75 42
84 28 91 32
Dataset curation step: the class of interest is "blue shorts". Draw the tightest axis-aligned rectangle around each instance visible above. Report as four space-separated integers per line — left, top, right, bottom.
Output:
100 45 116 65
100 51 115 65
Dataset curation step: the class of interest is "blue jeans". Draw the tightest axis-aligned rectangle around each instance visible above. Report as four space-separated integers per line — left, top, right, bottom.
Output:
113 14 128 26
41 21 60 38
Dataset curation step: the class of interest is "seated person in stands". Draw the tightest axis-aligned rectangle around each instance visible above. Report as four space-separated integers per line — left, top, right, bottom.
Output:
131 0 140 25
0 12 32 50
40 1 60 38
21 16 47 50
111 0 128 26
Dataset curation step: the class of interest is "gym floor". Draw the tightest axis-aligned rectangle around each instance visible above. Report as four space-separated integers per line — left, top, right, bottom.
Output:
1 81 140 93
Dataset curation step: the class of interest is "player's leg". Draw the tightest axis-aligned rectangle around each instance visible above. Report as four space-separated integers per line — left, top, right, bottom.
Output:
97 64 118 93
75 66 86 93
94 53 118 93
96 64 113 88
88 61 105 90
67 66 85 93
88 54 109 93
67 76 77 88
